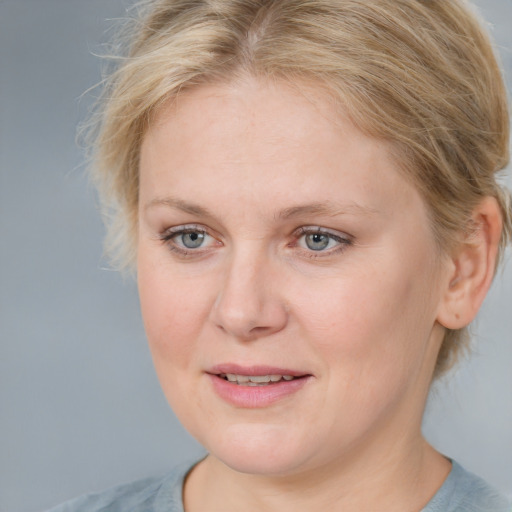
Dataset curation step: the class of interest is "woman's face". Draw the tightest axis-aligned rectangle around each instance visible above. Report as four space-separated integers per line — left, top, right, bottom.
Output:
138 78 449 476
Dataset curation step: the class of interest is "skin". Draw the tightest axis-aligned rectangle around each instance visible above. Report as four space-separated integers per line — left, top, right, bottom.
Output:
137 77 497 511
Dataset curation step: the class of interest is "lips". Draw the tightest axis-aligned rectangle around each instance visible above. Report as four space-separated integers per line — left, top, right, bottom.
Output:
209 364 308 378
219 373 298 385
207 364 312 407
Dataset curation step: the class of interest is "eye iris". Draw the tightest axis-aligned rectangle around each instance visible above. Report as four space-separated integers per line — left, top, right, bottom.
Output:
305 233 330 251
181 232 204 248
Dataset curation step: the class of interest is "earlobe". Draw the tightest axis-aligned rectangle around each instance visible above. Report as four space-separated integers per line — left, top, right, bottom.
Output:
436 197 502 330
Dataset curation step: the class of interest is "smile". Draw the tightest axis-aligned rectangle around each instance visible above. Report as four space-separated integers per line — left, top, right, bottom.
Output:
219 373 297 386
208 366 312 408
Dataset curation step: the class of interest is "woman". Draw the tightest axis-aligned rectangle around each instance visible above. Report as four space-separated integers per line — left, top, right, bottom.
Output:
49 0 511 510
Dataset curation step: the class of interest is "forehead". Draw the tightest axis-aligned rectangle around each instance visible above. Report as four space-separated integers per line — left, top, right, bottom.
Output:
148 78 346 159
140 78 423 223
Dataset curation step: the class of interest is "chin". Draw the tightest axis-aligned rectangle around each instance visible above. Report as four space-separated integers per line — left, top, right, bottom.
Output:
201 422 314 476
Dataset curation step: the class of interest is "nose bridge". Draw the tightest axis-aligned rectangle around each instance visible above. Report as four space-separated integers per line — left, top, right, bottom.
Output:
211 241 287 339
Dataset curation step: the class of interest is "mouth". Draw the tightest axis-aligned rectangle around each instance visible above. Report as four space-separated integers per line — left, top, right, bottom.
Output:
217 373 303 386
207 364 312 407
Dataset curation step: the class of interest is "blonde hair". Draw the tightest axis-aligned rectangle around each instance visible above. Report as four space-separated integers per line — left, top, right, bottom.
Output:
87 0 511 376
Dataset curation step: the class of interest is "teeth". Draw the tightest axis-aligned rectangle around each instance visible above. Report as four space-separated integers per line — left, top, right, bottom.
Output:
248 375 271 383
220 373 297 385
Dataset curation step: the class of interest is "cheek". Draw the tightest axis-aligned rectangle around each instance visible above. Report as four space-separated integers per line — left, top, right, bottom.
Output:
292 259 436 380
293 268 437 437
137 255 211 372
137 261 212 423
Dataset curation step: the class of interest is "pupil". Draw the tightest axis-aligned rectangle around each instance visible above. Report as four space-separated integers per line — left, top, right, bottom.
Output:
306 233 329 251
183 232 204 248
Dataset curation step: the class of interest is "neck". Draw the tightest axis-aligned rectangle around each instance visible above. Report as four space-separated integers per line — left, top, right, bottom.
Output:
184 435 451 512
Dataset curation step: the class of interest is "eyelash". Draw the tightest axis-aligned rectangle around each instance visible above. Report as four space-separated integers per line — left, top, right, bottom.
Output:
159 224 216 257
292 226 352 257
159 225 352 258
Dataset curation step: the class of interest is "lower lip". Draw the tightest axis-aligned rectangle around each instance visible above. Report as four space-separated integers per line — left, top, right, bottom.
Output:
208 374 311 408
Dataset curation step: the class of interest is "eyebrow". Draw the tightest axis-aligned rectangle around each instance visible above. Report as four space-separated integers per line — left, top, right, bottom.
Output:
277 201 380 220
145 197 379 220
145 197 215 218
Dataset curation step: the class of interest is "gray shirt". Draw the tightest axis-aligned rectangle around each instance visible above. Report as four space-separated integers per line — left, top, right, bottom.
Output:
46 460 511 511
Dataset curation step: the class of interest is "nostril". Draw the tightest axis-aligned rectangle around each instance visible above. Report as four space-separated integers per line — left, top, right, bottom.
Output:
214 321 275 341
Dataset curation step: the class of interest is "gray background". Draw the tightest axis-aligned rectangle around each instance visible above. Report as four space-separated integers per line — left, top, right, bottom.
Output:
0 1 510 511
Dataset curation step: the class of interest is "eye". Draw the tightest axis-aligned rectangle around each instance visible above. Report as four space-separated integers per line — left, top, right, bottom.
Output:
160 225 219 254
178 231 207 249
295 227 351 254
303 233 333 251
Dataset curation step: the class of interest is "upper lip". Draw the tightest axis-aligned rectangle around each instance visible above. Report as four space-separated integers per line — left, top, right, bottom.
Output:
208 364 310 377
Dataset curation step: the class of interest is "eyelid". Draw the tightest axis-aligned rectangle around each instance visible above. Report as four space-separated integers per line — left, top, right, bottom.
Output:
158 223 352 257
292 226 353 255
160 223 207 239
159 224 221 253
294 226 352 242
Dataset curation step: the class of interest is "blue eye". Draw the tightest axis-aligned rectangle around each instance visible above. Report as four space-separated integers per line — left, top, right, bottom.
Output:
296 228 350 253
161 226 217 254
304 233 330 251
179 231 206 249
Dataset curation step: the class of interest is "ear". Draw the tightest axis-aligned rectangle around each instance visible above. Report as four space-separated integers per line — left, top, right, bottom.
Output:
436 197 503 330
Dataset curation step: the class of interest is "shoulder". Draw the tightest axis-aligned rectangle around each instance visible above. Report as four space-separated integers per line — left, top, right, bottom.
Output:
423 460 511 512
44 461 195 512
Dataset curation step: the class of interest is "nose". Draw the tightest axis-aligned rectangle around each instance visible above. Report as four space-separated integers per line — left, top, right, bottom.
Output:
210 246 288 341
